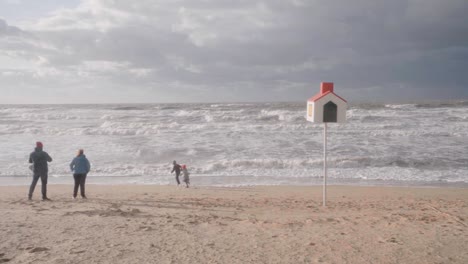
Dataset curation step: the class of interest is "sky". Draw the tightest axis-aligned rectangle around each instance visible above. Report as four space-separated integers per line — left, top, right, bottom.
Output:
0 0 467 104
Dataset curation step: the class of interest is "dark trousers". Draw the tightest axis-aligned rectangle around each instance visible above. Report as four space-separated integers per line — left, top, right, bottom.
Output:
29 173 48 199
175 172 181 185
73 173 87 198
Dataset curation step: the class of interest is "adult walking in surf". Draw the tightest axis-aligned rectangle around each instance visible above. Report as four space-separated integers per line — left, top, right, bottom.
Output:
171 160 182 186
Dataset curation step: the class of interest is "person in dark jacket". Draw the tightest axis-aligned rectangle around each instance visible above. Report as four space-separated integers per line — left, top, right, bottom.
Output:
70 149 91 199
171 160 181 186
28 141 53 200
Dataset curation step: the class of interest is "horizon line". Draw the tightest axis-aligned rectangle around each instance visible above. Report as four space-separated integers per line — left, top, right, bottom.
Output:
1 98 467 106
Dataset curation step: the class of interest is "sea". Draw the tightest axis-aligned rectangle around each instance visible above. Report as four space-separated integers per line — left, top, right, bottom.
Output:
1 101 467 187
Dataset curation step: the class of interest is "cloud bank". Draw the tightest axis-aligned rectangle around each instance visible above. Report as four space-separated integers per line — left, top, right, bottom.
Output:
1 0 467 103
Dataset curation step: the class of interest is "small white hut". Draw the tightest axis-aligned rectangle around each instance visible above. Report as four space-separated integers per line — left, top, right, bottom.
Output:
307 82 347 123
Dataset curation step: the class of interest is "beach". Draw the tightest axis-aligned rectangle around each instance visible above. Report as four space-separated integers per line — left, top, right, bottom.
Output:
1 185 467 263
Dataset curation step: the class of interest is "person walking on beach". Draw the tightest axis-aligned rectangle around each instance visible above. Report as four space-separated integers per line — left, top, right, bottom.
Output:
181 164 190 188
70 149 91 199
171 160 181 186
28 142 53 201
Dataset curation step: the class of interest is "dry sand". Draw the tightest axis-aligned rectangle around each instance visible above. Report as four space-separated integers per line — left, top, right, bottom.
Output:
0 184 467 264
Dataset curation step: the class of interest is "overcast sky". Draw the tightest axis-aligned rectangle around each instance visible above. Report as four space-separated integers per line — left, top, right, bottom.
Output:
1 0 467 104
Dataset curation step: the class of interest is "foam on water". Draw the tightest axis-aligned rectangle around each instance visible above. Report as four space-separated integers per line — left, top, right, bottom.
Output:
0 101 467 186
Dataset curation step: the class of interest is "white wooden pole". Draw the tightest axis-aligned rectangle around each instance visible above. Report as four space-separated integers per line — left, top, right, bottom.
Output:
323 123 327 207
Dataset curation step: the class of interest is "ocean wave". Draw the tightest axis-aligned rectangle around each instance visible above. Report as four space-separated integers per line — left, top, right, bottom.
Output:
360 115 392 123
202 159 325 172
20 113 80 120
415 100 468 109
335 156 467 169
259 109 302 122
112 106 144 111
350 101 468 110
384 104 416 110
210 103 252 108
350 103 387 110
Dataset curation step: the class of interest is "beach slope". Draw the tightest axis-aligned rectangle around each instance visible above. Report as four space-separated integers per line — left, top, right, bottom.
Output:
0 185 467 263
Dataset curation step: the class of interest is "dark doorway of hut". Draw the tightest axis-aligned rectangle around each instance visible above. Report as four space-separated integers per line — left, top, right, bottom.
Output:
323 101 337 122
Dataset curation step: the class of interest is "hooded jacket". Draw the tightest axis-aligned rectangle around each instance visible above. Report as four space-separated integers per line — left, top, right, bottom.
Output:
29 147 52 174
70 154 91 174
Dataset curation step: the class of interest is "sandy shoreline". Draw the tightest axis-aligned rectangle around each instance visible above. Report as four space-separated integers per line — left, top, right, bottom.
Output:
3 175 468 188
1 185 467 263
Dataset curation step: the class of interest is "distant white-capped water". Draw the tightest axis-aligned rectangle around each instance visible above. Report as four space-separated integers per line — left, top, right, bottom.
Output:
1 101 467 187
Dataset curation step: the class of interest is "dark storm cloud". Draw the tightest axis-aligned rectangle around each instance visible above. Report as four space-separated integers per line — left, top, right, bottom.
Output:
0 0 467 103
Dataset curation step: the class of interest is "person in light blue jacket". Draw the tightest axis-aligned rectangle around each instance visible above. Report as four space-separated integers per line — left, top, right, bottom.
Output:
70 149 91 199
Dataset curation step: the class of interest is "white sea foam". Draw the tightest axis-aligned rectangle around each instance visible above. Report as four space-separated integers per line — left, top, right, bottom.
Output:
0 102 467 186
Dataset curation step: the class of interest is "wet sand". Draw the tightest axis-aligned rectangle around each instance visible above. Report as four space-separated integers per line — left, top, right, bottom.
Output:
0 185 467 263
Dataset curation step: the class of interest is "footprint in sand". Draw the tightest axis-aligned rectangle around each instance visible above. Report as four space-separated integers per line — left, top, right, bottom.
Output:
386 237 402 245
70 250 86 254
0 253 11 263
29 247 49 253
138 226 153 231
